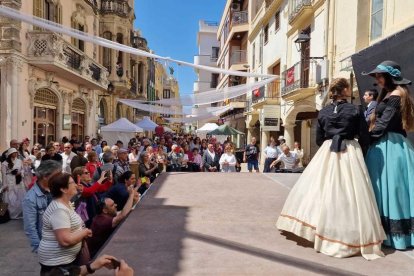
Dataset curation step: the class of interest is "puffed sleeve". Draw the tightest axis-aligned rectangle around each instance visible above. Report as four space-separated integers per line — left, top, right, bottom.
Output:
370 96 401 138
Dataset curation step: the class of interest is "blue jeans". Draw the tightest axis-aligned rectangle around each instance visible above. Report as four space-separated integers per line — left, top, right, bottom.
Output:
247 159 259 171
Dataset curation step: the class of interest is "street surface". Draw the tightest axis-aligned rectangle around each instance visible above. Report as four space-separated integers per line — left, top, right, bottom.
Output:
1 172 413 275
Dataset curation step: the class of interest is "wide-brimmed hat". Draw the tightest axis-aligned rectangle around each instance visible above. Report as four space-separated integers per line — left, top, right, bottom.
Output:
362 60 411 85
6 148 18 157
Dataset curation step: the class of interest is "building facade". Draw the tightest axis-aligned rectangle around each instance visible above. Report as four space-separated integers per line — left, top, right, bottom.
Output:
0 0 151 150
216 0 249 134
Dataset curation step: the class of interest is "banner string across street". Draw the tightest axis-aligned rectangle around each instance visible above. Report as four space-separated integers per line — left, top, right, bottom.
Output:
0 5 279 121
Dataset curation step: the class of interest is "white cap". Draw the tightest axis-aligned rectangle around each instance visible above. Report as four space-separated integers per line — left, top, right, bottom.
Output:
6 148 18 157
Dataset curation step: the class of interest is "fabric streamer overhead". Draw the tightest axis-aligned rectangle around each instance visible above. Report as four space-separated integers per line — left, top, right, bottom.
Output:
0 5 277 79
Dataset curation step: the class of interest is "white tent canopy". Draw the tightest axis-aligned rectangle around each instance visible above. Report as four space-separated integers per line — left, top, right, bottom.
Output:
135 116 158 131
163 126 174 133
197 123 219 132
196 123 219 139
101 118 143 146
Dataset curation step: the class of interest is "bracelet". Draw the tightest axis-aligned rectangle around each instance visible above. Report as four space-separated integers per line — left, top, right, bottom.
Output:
86 262 95 274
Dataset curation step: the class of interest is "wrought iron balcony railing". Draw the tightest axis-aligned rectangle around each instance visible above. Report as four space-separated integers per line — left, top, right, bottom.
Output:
27 31 109 88
232 11 248 25
101 0 132 18
281 61 309 95
288 0 312 22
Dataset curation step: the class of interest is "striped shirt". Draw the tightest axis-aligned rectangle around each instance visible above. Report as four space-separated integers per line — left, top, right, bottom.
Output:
38 200 83 266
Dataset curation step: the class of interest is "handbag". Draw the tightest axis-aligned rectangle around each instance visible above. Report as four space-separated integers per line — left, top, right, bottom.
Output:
75 201 89 222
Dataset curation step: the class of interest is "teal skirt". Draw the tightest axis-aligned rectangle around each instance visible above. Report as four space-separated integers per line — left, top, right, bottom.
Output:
366 132 414 249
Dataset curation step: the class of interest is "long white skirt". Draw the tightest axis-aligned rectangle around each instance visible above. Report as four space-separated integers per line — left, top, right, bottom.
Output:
276 139 386 260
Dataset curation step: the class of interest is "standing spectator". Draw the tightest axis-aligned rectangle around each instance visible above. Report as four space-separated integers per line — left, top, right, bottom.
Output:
87 186 136 258
128 144 139 163
61 143 76 174
244 137 260 173
85 151 102 178
1 139 19 162
139 152 158 183
91 138 102 156
363 88 379 123
70 147 88 172
1 148 25 219
168 145 183 172
202 143 220 172
38 172 92 273
53 141 62 154
100 140 108 149
72 166 112 227
81 135 90 148
115 140 124 149
113 148 130 181
277 136 286 152
105 171 139 211
263 137 280 173
84 143 93 159
69 134 78 145
219 144 237 172
293 142 304 168
41 144 63 164
31 146 42 170
111 145 119 160
22 160 61 252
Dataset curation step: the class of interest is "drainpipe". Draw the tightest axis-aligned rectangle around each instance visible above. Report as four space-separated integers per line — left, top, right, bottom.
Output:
327 0 335 83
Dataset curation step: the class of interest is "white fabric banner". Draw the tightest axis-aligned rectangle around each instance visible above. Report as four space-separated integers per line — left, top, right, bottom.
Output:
0 6 277 79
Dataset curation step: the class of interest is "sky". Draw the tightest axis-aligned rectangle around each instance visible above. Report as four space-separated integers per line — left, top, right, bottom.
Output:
134 0 226 95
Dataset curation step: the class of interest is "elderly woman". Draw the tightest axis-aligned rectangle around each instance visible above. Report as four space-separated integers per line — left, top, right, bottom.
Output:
1 148 25 219
219 144 237 173
38 172 92 274
168 145 183 172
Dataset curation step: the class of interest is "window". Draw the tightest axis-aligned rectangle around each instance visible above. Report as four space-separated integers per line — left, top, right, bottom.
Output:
259 33 263 64
34 0 61 30
275 10 280 31
71 98 86 142
211 73 219 88
72 23 85 51
163 89 171 99
211 47 220 61
252 42 256 68
371 0 383 40
264 24 269 44
102 31 112 73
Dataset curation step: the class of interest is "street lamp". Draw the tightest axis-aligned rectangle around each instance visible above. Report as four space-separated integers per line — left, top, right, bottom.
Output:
294 31 325 60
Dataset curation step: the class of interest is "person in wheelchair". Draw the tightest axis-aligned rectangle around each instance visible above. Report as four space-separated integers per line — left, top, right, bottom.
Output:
269 145 303 173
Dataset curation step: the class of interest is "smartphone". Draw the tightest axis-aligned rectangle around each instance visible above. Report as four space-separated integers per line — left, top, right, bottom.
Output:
110 259 120 269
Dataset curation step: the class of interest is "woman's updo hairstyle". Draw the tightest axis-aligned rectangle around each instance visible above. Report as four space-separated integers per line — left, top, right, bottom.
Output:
329 78 350 101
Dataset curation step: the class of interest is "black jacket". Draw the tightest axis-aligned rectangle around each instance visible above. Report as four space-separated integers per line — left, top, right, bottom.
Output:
317 100 369 153
370 96 406 139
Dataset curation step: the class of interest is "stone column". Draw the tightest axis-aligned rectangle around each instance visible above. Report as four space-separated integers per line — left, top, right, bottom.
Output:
260 130 269 165
283 122 296 149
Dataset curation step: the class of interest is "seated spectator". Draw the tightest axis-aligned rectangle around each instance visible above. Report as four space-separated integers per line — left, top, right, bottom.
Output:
105 171 139 211
270 145 300 171
87 186 136 258
38 172 92 273
191 148 202 172
85 151 102 178
72 166 113 227
167 145 183 172
22 160 62 252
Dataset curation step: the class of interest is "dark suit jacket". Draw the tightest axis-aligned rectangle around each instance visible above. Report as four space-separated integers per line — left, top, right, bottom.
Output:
202 151 220 172
364 100 377 123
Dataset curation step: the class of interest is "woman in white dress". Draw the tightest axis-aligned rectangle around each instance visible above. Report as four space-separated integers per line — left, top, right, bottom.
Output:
219 144 237 173
276 78 386 260
1 148 26 219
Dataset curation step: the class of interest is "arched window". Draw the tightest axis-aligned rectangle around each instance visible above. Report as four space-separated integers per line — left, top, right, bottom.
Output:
72 98 86 142
33 88 59 146
116 103 123 119
102 31 112 72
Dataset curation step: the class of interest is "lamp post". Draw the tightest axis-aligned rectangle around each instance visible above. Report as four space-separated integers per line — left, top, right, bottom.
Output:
294 31 325 60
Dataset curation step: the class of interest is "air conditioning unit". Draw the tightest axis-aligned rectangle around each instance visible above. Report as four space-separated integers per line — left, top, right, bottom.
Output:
231 3 241 11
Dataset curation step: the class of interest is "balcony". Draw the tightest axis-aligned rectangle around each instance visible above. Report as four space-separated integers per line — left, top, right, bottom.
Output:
288 0 313 24
226 95 246 109
101 0 132 18
251 81 281 108
194 55 217 69
26 32 109 90
232 11 248 25
281 61 314 101
230 50 247 71
229 11 249 38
